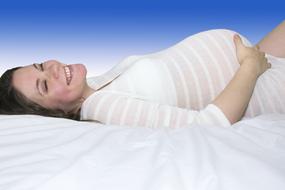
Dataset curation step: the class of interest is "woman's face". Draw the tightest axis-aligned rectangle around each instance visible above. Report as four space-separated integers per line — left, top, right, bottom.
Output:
12 60 90 113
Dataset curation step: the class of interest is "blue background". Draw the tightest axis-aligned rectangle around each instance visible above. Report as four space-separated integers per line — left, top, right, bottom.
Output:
0 0 284 76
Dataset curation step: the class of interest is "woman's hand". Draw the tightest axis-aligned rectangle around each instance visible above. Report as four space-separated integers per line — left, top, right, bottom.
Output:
212 34 272 124
233 34 271 77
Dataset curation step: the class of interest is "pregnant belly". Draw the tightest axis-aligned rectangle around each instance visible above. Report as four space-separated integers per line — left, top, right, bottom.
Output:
147 29 285 116
144 29 250 109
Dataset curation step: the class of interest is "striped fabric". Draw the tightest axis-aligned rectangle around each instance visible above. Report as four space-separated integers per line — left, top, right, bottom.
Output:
81 90 231 128
81 29 285 128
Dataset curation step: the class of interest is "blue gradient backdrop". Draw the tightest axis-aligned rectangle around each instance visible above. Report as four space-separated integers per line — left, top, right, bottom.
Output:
0 0 284 76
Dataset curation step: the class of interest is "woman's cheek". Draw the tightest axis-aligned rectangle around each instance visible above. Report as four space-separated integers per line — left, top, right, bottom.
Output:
51 88 71 101
61 89 81 103
51 84 83 105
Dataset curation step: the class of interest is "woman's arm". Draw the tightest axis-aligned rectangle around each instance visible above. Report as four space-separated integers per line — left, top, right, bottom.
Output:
212 34 271 124
256 20 285 58
81 90 232 128
212 61 258 124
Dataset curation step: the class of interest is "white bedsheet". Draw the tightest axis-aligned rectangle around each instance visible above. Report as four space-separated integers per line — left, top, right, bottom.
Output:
0 114 285 190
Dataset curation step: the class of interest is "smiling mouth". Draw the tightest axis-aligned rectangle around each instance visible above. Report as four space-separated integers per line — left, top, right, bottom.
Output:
64 65 73 85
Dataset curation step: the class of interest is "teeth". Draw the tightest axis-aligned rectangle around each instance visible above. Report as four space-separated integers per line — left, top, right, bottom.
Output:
64 66 72 85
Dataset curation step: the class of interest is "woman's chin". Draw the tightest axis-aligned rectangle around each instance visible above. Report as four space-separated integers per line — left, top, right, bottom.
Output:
77 64 87 76
70 64 87 85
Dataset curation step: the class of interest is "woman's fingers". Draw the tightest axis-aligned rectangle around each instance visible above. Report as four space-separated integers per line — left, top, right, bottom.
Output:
233 34 243 47
233 33 271 72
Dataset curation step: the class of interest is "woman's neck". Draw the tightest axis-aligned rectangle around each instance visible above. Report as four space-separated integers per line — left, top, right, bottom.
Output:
83 84 96 100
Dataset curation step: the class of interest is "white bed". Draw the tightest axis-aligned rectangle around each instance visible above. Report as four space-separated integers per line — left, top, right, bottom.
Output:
0 113 285 190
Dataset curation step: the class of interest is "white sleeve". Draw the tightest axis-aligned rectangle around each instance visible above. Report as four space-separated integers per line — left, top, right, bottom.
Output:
81 91 231 128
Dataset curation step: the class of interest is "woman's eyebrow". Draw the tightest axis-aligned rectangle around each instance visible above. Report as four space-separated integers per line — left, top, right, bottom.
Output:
33 63 39 70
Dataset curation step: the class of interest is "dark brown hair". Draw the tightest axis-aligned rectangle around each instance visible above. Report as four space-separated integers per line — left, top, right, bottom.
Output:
0 67 80 120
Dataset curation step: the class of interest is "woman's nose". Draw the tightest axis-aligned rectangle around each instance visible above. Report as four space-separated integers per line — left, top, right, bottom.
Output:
46 64 59 79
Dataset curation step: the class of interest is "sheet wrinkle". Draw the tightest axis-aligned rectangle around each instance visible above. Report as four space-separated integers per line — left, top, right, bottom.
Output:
1 114 285 190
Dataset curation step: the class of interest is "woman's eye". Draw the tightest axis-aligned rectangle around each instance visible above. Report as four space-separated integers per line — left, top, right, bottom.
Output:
45 80 48 92
41 80 48 93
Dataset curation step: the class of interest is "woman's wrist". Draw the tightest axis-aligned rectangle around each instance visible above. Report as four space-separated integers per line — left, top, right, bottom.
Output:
212 60 259 124
239 58 260 78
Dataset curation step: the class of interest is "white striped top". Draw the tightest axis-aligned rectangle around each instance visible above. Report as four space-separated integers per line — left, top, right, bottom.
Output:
81 29 285 128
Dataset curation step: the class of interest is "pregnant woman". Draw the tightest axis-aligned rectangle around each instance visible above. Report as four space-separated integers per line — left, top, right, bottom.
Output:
0 20 284 128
